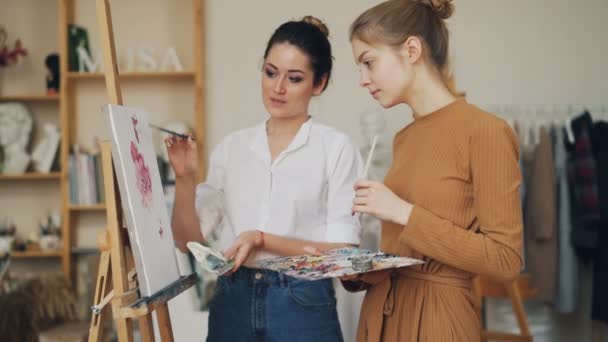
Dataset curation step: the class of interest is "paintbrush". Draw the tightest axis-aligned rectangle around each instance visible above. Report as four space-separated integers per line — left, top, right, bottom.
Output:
149 123 195 140
353 134 378 216
362 135 378 179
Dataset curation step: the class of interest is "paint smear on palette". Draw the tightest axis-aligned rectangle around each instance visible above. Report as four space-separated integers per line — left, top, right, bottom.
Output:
255 248 424 281
130 141 152 209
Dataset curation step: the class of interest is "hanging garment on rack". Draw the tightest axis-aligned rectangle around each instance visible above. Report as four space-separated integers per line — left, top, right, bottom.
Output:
566 111 600 260
592 121 608 263
553 127 578 313
591 121 608 323
523 127 557 303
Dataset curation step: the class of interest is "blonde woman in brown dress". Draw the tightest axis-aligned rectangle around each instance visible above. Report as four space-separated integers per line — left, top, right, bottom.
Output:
344 0 524 341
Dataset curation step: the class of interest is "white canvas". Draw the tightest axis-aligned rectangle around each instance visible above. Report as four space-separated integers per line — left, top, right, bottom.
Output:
103 104 180 296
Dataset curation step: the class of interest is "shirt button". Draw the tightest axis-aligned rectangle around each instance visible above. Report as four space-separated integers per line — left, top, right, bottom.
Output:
254 272 263 280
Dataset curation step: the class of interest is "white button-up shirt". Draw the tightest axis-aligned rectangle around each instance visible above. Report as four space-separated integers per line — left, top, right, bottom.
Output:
195 118 363 262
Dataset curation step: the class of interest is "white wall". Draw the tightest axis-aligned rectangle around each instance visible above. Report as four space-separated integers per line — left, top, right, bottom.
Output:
205 0 608 155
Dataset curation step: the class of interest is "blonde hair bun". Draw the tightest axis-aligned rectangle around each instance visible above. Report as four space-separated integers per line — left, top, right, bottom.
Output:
301 15 330 37
418 0 454 20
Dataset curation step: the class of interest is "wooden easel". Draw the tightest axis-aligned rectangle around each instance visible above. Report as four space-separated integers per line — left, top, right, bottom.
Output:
474 275 537 342
88 0 196 341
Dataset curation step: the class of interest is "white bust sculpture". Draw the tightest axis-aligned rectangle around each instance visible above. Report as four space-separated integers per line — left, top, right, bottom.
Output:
31 123 60 173
359 109 392 250
0 103 33 174
360 109 391 182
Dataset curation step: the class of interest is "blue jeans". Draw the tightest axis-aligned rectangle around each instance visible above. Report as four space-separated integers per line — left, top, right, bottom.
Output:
207 267 343 342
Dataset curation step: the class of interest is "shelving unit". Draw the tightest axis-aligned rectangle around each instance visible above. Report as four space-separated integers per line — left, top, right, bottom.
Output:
57 0 204 281
0 1 66 281
68 204 106 211
1 0 205 282
0 172 62 181
67 71 195 80
11 250 64 259
0 95 60 102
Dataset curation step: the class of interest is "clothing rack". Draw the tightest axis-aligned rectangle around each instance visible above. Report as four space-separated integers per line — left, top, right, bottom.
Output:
482 103 608 342
486 104 608 127
483 104 608 147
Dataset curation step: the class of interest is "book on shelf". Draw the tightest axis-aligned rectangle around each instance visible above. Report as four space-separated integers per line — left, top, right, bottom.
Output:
68 144 105 205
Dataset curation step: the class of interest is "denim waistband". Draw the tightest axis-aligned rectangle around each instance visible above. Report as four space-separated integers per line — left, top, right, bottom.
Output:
220 267 328 288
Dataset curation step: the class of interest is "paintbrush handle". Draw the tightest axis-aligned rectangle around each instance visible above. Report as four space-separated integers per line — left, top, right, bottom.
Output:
149 124 194 140
362 135 378 179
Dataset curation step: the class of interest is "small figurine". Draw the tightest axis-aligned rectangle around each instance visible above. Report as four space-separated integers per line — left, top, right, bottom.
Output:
45 53 60 95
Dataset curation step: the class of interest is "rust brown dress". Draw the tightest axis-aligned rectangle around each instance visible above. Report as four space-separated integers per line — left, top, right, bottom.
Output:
353 99 524 342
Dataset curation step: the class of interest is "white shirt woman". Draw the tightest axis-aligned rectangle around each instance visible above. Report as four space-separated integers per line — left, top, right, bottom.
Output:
167 16 361 342
197 117 362 264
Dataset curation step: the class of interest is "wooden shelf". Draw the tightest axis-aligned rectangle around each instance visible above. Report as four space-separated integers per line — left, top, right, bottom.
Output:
0 0 204 282
68 71 195 80
69 204 106 211
0 172 61 181
11 250 63 259
0 95 59 102
71 247 100 255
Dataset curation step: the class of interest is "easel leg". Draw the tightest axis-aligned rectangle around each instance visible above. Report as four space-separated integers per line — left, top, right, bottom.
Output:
506 281 532 341
139 314 155 342
89 249 111 342
112 247 134 342
157 304 174 342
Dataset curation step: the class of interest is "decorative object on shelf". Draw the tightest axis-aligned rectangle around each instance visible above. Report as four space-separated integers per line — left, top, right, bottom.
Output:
0 253 9 293
31 123 60 173
0 218 16 254
38 213 62 251
0 102 32 174
44 53 60 95
38 235 61 252
26 231 40 251
123 47 184 72
76 46 185 73
0 26 28 67
159 47 183 71
12 238 26 252
68 24 92 72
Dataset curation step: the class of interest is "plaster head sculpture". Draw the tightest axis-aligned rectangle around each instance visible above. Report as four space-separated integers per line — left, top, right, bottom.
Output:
358 109 392 250
31 123 60 173
359 108 391 180
0 102 33 173
360 108 386 145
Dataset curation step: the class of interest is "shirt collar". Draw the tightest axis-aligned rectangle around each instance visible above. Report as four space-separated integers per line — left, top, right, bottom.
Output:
250 117 313 165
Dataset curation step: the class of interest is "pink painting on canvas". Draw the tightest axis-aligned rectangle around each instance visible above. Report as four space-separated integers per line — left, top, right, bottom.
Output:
130 141 152 209
105 104 180 296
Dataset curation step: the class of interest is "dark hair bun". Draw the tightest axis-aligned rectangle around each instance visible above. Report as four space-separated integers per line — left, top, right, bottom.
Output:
418 0 454 20
301 15 330 37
